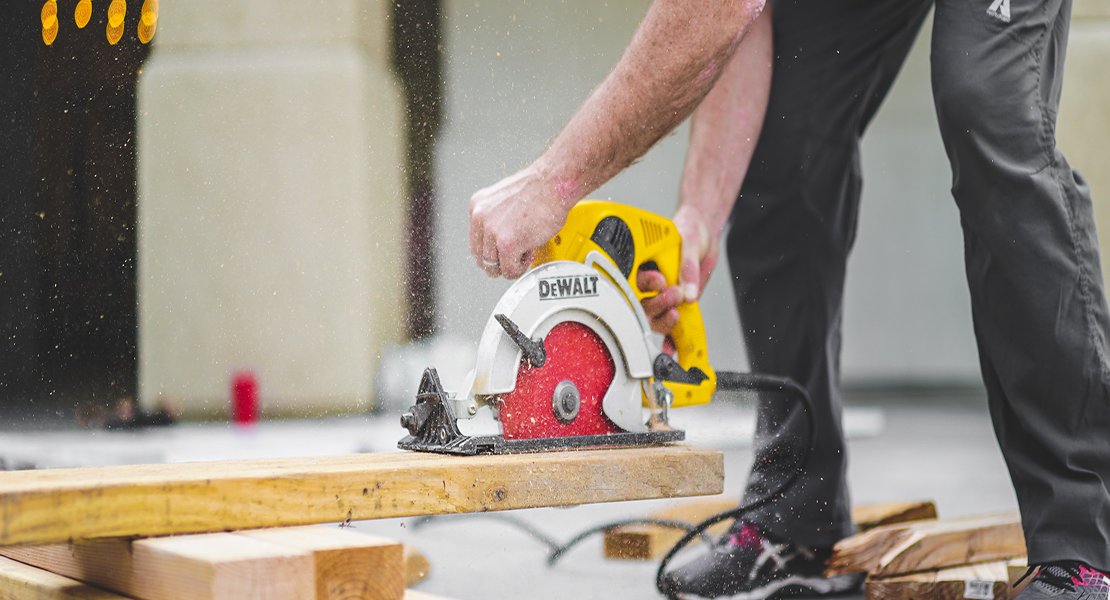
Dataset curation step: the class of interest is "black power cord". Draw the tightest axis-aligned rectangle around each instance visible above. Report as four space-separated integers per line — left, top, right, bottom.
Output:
654 371 815 599
409 513 716 565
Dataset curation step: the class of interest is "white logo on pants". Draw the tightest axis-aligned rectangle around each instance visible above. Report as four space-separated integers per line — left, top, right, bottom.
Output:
987 0 1011 22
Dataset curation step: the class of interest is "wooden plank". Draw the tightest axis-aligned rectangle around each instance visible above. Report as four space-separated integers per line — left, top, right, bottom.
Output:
1007 557 1030 600
0 556 131 600
827 513 1026 578
853 502 938 530
237 526 405 600
866 561 1011 600
403 545 431 587
0 446 722 547
603 498 938 560
603 497 735 560
1 544 449 600
0 533 315 600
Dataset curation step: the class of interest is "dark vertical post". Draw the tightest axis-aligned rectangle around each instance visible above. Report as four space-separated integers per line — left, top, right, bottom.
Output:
0 2 43 397
392 0 444 341
33 1 147 402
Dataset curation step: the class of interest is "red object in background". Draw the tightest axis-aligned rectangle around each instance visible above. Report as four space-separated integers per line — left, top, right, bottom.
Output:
231 371 259 424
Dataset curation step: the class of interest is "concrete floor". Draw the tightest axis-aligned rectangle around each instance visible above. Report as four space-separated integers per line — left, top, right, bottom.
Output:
0 387 1017 600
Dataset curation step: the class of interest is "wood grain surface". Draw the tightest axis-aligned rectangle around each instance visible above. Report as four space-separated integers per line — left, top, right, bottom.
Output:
0 446 723 547
827 513 1025 578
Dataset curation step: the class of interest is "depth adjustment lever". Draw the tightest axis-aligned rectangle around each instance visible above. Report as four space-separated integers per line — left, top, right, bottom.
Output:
495 314 546 368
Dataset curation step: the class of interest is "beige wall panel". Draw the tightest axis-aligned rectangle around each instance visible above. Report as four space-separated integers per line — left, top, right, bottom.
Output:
156 0 390 60
137 46 404 417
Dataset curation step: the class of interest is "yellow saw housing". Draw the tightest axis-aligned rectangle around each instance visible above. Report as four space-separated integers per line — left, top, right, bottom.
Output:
534 200 717 408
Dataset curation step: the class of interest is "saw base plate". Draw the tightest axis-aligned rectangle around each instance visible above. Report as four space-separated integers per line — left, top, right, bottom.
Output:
399 368 684 455
398 428 685 455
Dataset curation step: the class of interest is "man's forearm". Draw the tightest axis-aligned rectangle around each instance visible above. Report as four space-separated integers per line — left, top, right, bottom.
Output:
536 0 767 209
678 6 772 236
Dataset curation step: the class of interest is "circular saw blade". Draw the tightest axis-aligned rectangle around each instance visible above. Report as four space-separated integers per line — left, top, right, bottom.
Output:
498 321 621 439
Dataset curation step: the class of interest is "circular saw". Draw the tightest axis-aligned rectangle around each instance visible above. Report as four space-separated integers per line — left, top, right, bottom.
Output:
399 201 717 454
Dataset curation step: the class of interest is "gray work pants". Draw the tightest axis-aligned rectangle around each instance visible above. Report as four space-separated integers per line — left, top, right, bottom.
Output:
728 0 1110 569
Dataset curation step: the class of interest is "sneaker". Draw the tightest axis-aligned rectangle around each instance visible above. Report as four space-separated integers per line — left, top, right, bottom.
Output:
659 522 865 599
1014 561 1110 600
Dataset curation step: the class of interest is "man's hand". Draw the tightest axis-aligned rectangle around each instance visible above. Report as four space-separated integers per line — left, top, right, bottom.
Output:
468 164 575 279
672 204 721 303
467 0 765 280
638 268 684 335
637 204 719 337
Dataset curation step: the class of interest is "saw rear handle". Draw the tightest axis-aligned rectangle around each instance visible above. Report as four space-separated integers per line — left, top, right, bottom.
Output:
534 201 717 408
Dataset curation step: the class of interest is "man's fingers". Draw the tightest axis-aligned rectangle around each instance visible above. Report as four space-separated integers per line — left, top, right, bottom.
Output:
636 269 668 294
501 248 534 279
641 285 682 319
675 223 704 302
468 216 483 269
678 245 701 302
481 232 501 277
650 308 680 335
699 247 720 294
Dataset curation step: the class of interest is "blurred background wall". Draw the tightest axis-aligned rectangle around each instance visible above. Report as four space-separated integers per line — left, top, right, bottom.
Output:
2 0 1107 419
136 0 406 417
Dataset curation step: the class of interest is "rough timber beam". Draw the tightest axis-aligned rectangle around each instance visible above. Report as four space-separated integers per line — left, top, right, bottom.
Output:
0 556 130 600
236 527 404 600
0 446 723 547
0 534 316 600
826 512 1025 578
865 559 1029 600
2 527 407 600
0 555 450 600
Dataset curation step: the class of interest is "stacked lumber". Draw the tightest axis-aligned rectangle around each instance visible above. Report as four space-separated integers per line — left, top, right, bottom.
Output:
826 512 1025 577
0 555 452 600
0 446 724 599
825 512 1028 600
0 526 430 600
865 559 1032 600
603 500 937 560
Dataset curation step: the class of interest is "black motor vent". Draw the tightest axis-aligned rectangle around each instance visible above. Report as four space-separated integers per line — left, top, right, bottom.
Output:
590 216 635 279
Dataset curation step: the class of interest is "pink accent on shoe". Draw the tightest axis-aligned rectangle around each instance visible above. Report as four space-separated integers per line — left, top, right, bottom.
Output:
727 523 766 550
1075 564 1110 591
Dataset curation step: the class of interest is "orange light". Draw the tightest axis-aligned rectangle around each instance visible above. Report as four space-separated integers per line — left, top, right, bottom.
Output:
43 22 59 45
75 0 91 28
138 0 157 43
141 0 157 26
107 23 124 44
106 0 125 44
41 0 58 45
41 0 57 28
108 0 126 28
